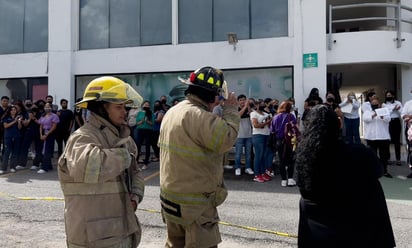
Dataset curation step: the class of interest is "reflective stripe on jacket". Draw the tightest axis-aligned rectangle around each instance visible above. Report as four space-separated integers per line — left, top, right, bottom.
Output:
58 113 144 247
159 94 239 225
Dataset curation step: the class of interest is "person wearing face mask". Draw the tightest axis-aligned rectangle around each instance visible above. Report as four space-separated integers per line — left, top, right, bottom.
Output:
135 100 153 169
400 88 412 178
339 92 361 144
37 102 60 173
151 100 165 162
250 100 273 182
159 95 171 112
363 98 392 178
24 98 33 111
16 103 43 170
382 90 403 166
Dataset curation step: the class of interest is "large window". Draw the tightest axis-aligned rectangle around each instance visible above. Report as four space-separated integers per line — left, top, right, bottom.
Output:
0 0 48 54
179 0 288 44
0 78 48 102
251 0 288 38
80 0 172 50
178 0 213 43
76 67 293 105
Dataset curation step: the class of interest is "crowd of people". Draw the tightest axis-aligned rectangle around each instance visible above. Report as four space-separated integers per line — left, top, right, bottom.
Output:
0 95 73 174
0 68 403 247
2 86 412 181
0 91 177 175
226 87 412 182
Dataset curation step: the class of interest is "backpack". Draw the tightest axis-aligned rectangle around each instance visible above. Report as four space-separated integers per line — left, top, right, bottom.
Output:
284 114 300 151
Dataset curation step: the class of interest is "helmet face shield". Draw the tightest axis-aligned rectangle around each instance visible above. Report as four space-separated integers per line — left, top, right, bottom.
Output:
75 76 143 109
219 81 229 99
124 83 143 108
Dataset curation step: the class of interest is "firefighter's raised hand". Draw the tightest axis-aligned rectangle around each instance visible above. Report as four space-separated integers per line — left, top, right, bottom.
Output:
225 92 238 107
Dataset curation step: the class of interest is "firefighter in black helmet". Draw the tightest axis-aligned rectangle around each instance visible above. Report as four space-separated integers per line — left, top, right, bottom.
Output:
159 66 239 247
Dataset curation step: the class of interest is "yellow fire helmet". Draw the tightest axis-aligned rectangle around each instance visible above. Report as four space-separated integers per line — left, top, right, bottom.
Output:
75 76 143 109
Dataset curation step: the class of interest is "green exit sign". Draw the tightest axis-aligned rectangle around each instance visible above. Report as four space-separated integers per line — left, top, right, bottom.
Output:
303 53 318 68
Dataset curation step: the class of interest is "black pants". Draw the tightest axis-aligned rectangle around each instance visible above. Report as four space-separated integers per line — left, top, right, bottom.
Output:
366 139 390 173
136 128 153 165
389 118 401 161
276 140 295 180
55 131 71 157
151 130 160 159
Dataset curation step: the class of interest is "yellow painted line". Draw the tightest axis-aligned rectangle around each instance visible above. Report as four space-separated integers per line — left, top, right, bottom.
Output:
137 208 298 239
144 171 160 182
0 192 64 201
0 168 297 239
218 221 298 238
0 191 298 238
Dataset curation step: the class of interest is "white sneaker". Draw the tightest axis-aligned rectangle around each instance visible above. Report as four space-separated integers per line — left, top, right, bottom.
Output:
245 168 254 175
37 169 47 174
287 178 296 186
0 170 4 174
235 168 241 176
141 165 148 170
223 165 233 169
10 168 16 173
281 180 287 187
30 166 39 170
15 165 25 170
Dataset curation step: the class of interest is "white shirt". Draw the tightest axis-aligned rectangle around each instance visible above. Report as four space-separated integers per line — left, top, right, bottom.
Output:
361 101 372 113
250 111 271 135
339 98 360 119
382 100 402 119
363 109 390 140
401 99 412 119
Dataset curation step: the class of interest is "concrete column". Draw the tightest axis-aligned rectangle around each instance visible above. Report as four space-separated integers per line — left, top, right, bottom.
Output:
47 0 78 107
296 0 327 104
401 65 412 103
400 65 412 143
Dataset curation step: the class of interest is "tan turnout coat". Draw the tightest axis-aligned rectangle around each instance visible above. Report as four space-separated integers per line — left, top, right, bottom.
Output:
159 94 240 225
58 113 144 248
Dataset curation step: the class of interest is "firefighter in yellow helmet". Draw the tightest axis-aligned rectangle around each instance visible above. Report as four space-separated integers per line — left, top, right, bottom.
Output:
58 76 145 248
159 66 240 247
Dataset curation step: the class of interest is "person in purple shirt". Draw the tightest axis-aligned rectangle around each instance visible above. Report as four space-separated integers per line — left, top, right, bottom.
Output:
37 102 59 173
271 101 298 187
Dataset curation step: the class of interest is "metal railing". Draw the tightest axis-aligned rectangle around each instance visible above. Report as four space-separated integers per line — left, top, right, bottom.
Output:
328 2 412 50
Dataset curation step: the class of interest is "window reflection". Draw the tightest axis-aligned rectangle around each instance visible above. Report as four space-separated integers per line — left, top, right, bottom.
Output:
0 0 47 54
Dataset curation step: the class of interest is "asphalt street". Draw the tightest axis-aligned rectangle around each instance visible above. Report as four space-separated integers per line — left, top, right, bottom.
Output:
0 150 411 248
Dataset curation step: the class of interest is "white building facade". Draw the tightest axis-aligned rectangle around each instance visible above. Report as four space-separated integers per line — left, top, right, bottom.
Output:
0 0 411 114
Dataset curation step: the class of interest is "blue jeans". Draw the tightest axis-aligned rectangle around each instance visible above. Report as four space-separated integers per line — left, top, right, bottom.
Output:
252 134 273 175
2 136 21 170
344 117 361 144
234 137 252 169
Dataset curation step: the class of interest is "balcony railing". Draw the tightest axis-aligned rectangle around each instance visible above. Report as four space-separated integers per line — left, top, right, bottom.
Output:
328 2 412 50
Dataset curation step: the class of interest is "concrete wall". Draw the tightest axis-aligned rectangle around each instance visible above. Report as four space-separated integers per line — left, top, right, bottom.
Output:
0 0 410 112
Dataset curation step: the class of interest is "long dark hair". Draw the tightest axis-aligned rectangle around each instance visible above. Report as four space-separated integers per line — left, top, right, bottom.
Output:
3 105 18 120
295 105 341 194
